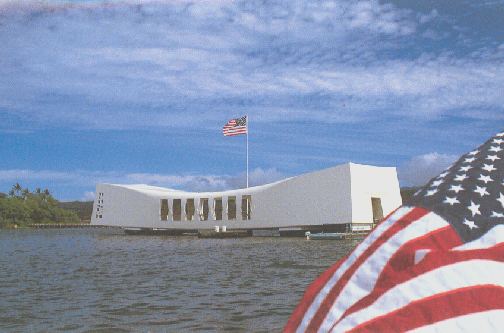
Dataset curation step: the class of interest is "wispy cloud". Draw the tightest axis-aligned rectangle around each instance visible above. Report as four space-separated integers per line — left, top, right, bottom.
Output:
1 0 502 131
82 191 95 201
0 167 285 194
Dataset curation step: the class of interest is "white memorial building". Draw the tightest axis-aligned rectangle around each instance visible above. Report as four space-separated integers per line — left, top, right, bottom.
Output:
91 162 402 235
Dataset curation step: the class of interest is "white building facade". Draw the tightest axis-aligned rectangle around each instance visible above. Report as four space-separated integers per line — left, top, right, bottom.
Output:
91 163 402 234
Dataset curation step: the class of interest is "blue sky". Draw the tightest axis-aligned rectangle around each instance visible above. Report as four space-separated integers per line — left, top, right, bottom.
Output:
1 0 503 201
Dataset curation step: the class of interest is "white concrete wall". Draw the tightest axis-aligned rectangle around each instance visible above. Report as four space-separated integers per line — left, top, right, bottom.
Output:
349 163 402 224
91 184 160 228
252 163 353 227
91 163 401 230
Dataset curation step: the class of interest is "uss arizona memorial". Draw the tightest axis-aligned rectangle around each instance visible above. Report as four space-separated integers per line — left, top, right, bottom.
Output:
91 162 402 235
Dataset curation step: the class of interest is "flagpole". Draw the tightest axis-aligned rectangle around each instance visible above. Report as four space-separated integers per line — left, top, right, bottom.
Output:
246 115 249 189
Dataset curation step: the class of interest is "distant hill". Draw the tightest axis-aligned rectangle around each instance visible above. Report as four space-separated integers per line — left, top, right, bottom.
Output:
57 201 94 222
0 192 5 199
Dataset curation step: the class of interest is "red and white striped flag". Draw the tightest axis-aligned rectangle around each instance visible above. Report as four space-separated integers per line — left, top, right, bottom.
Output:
222 115 247 136
285 130 504 333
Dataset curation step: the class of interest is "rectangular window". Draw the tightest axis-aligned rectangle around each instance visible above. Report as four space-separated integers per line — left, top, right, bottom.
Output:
199 198 209 221
173 199 182 221
185 199 195 221
214 198 222 221
241 195 252 220
371 197 384 223
227 196 236 220
160 199 169 221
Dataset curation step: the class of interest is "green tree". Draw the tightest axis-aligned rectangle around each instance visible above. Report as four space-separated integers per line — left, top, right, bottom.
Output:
0 184 80 227
8 183 23 198
0 197 29 227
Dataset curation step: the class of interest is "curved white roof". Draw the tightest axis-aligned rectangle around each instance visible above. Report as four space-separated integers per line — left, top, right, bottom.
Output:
102 162 396 199
105 176 292 198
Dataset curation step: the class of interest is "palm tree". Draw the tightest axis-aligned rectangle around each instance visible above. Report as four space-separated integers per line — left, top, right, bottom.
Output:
10 183 22 198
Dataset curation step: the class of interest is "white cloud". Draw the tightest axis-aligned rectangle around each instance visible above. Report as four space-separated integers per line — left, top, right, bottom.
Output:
0 167 286 193
82 191 95 201
226 167 285 189
4 0 500 131
0 169 76 181
419 9 438 24
398 152 458 186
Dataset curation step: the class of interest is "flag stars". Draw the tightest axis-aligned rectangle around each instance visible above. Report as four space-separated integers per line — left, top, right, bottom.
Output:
449 184 464 193
463 219 478 229
410 132 504 240
493 138 503 144
474 186 490 197
459 165 472 172
425 188 438 197
454 174 468 182
491 211 504 218
444 196 460 206
478 174 493 184
482 164 496 172
486 155 500 162
498 193 504 209
467 201 481 217
489 146 502 153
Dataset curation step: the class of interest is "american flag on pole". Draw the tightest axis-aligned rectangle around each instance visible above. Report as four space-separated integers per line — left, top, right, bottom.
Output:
285 131 504 333
222 116 247 136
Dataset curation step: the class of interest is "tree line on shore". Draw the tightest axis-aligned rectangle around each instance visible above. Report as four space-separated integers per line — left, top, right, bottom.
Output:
0 183 80 228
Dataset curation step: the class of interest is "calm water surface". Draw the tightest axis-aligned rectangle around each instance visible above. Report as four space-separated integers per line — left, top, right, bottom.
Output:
0 229 358 332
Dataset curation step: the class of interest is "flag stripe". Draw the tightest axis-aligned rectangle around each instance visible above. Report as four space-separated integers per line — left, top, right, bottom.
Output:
350 286 504 332
454 224 504 250
314 208 437 332
223 132 247 137
223 130 247 136
223 128 247 132
291 207 414 333
332 259 504 332
409 309 504 333
340 241 504 327
339 226 462 319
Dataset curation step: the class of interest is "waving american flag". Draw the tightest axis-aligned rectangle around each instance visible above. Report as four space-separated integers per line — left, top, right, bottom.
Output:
285 131 504 333
222 115 247 137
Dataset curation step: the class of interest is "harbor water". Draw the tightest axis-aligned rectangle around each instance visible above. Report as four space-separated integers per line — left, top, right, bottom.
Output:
0 229 359 332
